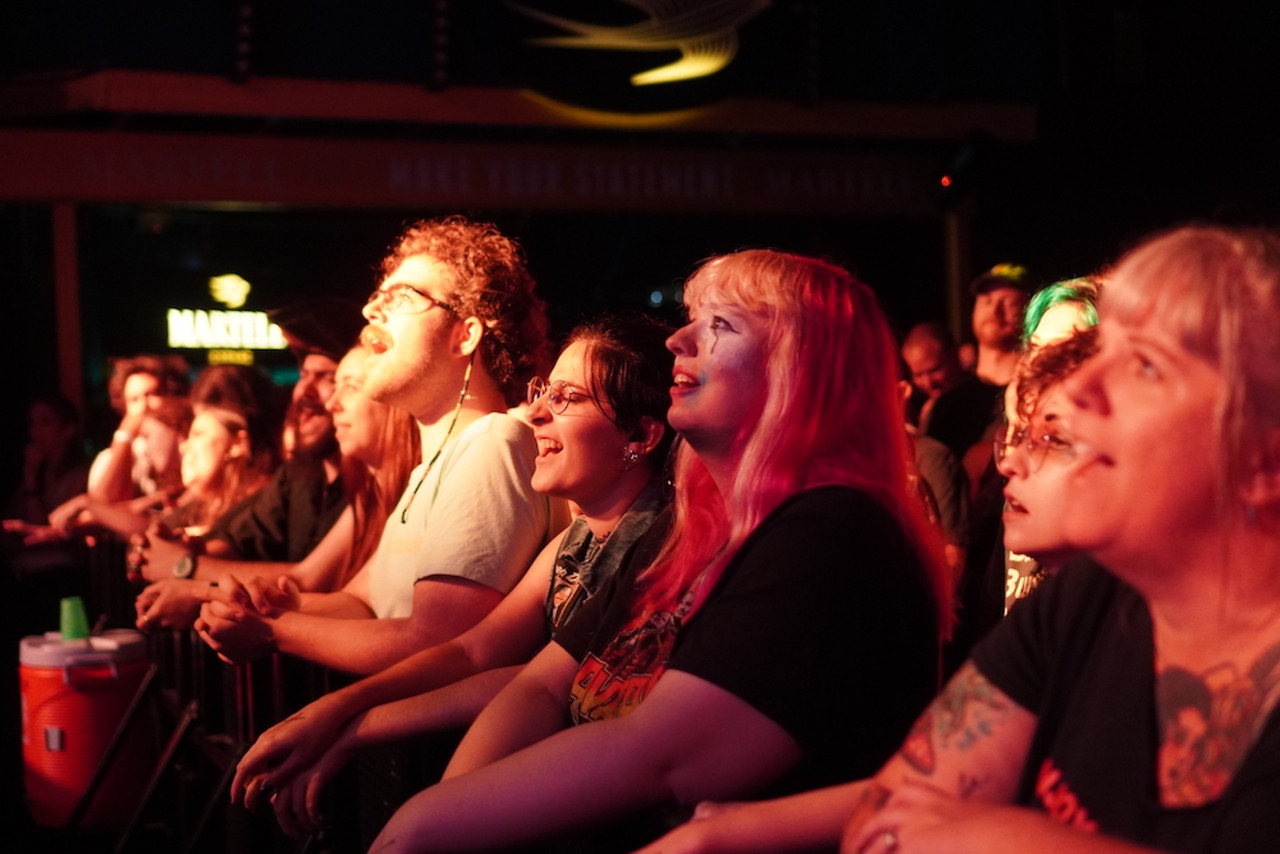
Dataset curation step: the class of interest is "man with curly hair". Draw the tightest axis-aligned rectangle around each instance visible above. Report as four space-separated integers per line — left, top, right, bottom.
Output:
198 216 564 674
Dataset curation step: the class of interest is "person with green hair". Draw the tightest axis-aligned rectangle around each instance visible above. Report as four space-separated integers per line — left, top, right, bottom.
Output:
1021 276 1102 349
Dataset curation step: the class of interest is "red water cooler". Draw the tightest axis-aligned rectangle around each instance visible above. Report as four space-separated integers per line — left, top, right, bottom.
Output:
19 628 153 828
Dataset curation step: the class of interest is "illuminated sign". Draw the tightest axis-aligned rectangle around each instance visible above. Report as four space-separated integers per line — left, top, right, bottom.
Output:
209 273 251 308
510 0 771 86
166 272 286 358
167 309 287 351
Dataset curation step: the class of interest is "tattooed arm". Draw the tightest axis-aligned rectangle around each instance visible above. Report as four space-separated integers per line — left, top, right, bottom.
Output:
870 660 1035 802
636 661 1037 853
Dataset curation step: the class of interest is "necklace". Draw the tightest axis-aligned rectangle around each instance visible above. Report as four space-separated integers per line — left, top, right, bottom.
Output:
400 355 473 524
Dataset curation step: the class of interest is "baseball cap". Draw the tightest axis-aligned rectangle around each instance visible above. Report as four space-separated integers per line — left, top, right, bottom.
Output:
267 297 365 363
969 262 1033 296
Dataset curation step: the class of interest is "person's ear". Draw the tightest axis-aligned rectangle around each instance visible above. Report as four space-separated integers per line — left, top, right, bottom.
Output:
457 316 485 358
226 430 250 461
630 416 666 457
1241 429 1280 514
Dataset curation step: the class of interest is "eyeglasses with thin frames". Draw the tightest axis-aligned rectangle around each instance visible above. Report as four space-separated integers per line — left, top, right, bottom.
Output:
526 377 595 415
993 425 1075 473
366 283 457 317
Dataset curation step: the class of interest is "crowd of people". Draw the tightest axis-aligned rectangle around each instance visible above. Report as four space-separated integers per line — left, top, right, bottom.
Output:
3 216 1278 853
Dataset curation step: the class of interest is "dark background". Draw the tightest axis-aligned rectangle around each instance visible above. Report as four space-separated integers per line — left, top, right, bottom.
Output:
2 0 1279 486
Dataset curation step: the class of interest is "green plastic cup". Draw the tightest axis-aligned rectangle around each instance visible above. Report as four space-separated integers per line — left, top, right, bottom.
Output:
59 596 91 641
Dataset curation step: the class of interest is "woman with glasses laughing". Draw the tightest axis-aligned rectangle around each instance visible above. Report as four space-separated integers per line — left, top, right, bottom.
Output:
230 314 675 837
371 249 953 851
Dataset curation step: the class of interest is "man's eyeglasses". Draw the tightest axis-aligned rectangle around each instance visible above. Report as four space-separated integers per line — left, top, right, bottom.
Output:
527 377 595 414
366 284 457 317
993 426 1075 473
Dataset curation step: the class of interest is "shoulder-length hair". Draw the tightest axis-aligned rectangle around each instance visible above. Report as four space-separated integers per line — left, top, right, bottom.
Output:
184 365 284 529
1102 224 1280 516
635 249 952 638
338 395 420 586
564 313 676 474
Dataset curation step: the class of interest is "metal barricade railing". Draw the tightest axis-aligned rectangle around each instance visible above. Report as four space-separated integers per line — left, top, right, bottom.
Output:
72 536 461 851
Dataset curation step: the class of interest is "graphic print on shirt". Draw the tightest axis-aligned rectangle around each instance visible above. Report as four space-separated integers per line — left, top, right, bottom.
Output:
1036 757 1099 832
569 590 695 723
549 552 594 631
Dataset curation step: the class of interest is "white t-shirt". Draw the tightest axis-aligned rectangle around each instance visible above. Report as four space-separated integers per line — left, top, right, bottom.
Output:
366 412 564 618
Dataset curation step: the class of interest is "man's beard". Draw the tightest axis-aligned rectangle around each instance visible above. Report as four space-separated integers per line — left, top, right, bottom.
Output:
290 400 339 462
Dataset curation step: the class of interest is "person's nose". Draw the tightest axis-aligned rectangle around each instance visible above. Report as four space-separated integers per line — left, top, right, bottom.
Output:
527 394 551 425
362 293 385 322
1063 350 1110 416
294 378 317 403
996 438 1029 480
666 322 696 356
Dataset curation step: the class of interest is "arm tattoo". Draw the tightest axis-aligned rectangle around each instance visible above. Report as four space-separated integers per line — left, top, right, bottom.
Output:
899 663 1013 777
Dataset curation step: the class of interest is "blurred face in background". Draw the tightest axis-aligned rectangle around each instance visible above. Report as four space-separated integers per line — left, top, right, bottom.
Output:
902 338 964 399
327 348 390 468
291 353 339 458
973 286 1028 350
27 401 76 459
997 386 1083 567
122 372 161 420
180 408 242 496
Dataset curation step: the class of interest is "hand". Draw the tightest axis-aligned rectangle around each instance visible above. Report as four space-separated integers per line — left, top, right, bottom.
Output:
3 519 66 546
232 693 353 810
194 584 277 665
135 579 213 631
264 730 355 839
243 575 302 617
631 802 749 854
840 780 1037 854
47 493 91 533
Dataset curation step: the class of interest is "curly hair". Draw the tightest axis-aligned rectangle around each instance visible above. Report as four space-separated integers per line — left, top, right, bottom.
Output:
381 216 551 406
106 354 190 413
1014 326 1100 423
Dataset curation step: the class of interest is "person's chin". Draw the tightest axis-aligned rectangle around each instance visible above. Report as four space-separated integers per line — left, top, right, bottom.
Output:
294 431 338 461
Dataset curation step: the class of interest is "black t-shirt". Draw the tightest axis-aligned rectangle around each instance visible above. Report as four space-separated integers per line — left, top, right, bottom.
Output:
925 374 1004 460
973 561 1280 853
557 486 942 796
206 457 346 562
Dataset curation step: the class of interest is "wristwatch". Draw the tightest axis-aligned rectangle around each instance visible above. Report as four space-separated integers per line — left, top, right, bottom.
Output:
173 552 198 579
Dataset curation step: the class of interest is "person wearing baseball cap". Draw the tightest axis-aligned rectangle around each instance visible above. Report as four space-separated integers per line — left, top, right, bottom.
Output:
969 263 1033 387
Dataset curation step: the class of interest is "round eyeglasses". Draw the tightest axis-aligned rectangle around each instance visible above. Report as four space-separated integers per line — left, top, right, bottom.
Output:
527 377 595 414
366 284 457 317
993 426 1075 473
